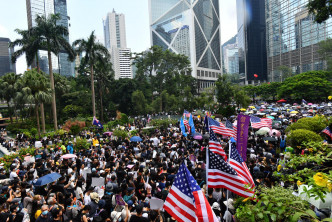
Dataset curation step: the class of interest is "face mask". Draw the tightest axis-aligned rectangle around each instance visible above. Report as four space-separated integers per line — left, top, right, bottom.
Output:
42 210 49 215
26 189 30 192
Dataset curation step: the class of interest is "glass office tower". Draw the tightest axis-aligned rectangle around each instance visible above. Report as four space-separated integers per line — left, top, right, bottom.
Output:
265 0 332 82
237 0 267 84
26 0 74 76
149 0 222 90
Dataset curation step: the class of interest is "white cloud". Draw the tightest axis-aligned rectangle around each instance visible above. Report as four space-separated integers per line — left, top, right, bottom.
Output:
219 1 237 44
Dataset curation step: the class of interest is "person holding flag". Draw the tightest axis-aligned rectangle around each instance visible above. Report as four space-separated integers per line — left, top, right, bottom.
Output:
92 116 103 129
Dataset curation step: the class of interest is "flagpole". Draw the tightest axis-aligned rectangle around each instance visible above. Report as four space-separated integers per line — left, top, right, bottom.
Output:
206 115 210 194
226 141 232 212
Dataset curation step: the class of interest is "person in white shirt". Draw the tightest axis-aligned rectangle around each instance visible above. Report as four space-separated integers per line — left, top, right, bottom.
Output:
84 187 94 205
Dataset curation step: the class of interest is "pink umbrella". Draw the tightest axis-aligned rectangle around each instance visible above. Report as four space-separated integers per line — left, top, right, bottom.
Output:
193 133 203 140
269 129 281 137
61 154 77 159
308 103 313 105
103 132 112 136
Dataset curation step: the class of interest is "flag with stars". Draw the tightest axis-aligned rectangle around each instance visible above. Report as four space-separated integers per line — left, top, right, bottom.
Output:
250 116 272 129
164 163 218 222
229 143 255 188
92 116 103 129
209 129 227 161
322 126 332 140
207 117 237 139
207 150 255 198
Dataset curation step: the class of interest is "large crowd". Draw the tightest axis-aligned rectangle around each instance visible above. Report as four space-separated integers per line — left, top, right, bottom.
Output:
0 103 331 222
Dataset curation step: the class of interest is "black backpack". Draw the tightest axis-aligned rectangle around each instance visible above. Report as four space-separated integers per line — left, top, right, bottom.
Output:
93 209 104 222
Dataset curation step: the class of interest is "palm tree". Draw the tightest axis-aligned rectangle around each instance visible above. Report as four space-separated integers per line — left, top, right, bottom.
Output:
73 31 110 117
95 57 114 122
0 73 21 123
32 13 75 130
21 69 52 136
10 29 41 68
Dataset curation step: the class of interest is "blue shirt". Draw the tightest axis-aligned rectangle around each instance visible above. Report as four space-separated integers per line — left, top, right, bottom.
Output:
67 144 74 154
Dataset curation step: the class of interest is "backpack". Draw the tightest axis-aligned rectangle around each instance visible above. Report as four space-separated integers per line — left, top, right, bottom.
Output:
93 209 104 222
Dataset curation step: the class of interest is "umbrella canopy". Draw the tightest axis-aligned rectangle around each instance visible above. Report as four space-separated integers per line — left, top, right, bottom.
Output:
269 129 281 137
270 112 277 116
277 99 286 103
103 132 112 136
249 106 255 109
256 127 271 135
130 136 142 142
193 133 203 140
34 173 62 186
267 116 275 119
61 154 77 159
202 133 210 140
290 111 298 114
263 137 278 142
272 121 282 129
240 108 247 111
308 103 313 105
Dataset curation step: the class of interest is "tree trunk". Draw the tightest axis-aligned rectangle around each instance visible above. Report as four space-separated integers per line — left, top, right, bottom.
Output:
99 86 104 123
7 101 12 124
35 104 41 138
48 49 58 130
90 65 96 117
40 103 46 134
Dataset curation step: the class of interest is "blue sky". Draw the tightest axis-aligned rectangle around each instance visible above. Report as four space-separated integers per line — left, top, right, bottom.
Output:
0 0 237 73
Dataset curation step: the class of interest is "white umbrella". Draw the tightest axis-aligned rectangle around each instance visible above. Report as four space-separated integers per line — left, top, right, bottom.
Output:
256 127 271 135
270 112 277 115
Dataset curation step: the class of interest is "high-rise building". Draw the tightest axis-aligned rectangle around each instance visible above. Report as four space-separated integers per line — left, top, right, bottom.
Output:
237 0 267 84
26 0 74 77
0 38 16 76
222 35 239 74
103 10 132 79
149 0 222 90
265 0 331 82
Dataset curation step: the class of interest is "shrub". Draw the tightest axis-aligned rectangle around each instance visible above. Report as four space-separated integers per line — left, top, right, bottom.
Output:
113 130 128 139
150 119 178 129
296 116 326 133
30 128 38 137
287 129 322 147
216 105 236 118
141 127 156 136
62 119 86 132
130 130 138 136
285 122 312 133
70 125 80 135
74 138 90 151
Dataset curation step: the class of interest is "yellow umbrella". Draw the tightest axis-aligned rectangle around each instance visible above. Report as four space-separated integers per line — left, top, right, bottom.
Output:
249 106 255 109
290 111 298 114
240 108 246 111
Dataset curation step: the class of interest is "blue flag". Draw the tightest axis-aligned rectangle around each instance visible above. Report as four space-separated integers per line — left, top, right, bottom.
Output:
188 114 196 136
180 117 187 137
93 116 103 129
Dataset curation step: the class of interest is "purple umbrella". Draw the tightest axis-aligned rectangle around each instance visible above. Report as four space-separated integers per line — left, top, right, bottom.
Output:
103 132 112 136
193 133 203 140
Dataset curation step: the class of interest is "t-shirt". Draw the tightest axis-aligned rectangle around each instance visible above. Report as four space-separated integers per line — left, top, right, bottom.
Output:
10 171 18 180
75 187 83 199
129 215 149 222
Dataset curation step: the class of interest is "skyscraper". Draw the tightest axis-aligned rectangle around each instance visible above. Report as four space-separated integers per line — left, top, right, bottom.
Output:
26 0 74 77
103 10 132 79
265 0 331 82
149 0 222 90
237 0 267 84
222 35 239 74
0 38 16 76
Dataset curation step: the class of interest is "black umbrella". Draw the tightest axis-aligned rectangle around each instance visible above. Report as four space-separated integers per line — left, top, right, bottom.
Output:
263 137 277 142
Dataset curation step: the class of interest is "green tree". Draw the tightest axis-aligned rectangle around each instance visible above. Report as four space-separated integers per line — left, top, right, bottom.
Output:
215 74 234 106
0 73 21 123
233 85 251 108
276 65 293 82
20 69 52 136
307 0 332 23
318 37 332 71
131 90 147 115
278 71 332 101
32 13 75 130
73 31 110 118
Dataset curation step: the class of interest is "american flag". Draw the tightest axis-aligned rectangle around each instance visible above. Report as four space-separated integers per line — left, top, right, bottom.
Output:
209 130 227 161
250 116 272 129
183 119 190 132
229 143 255 188
322 126 332 140
208 117 237 139
183 110 191 118
207 150 255 198
164 163 218 222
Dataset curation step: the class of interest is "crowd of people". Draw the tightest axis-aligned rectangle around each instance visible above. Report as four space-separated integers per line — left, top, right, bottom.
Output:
0 102 331 222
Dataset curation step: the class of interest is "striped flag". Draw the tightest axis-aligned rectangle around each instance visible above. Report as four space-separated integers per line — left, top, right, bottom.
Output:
207 117 237 139
164 163 218 222
322 126 332 140
183 119 190 132
209 130 227 161
207 150 255 198
229 143 255 188
250 116 272 129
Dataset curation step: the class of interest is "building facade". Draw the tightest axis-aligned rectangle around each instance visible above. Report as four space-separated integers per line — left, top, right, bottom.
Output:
26 0 74 76
237 0 267 84
103 10 132 79
0 38 16 76
149 0 222 90
265 0 331 82
222 37 239 75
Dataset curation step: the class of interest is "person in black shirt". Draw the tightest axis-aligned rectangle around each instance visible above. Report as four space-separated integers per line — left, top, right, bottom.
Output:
129 203 149 222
